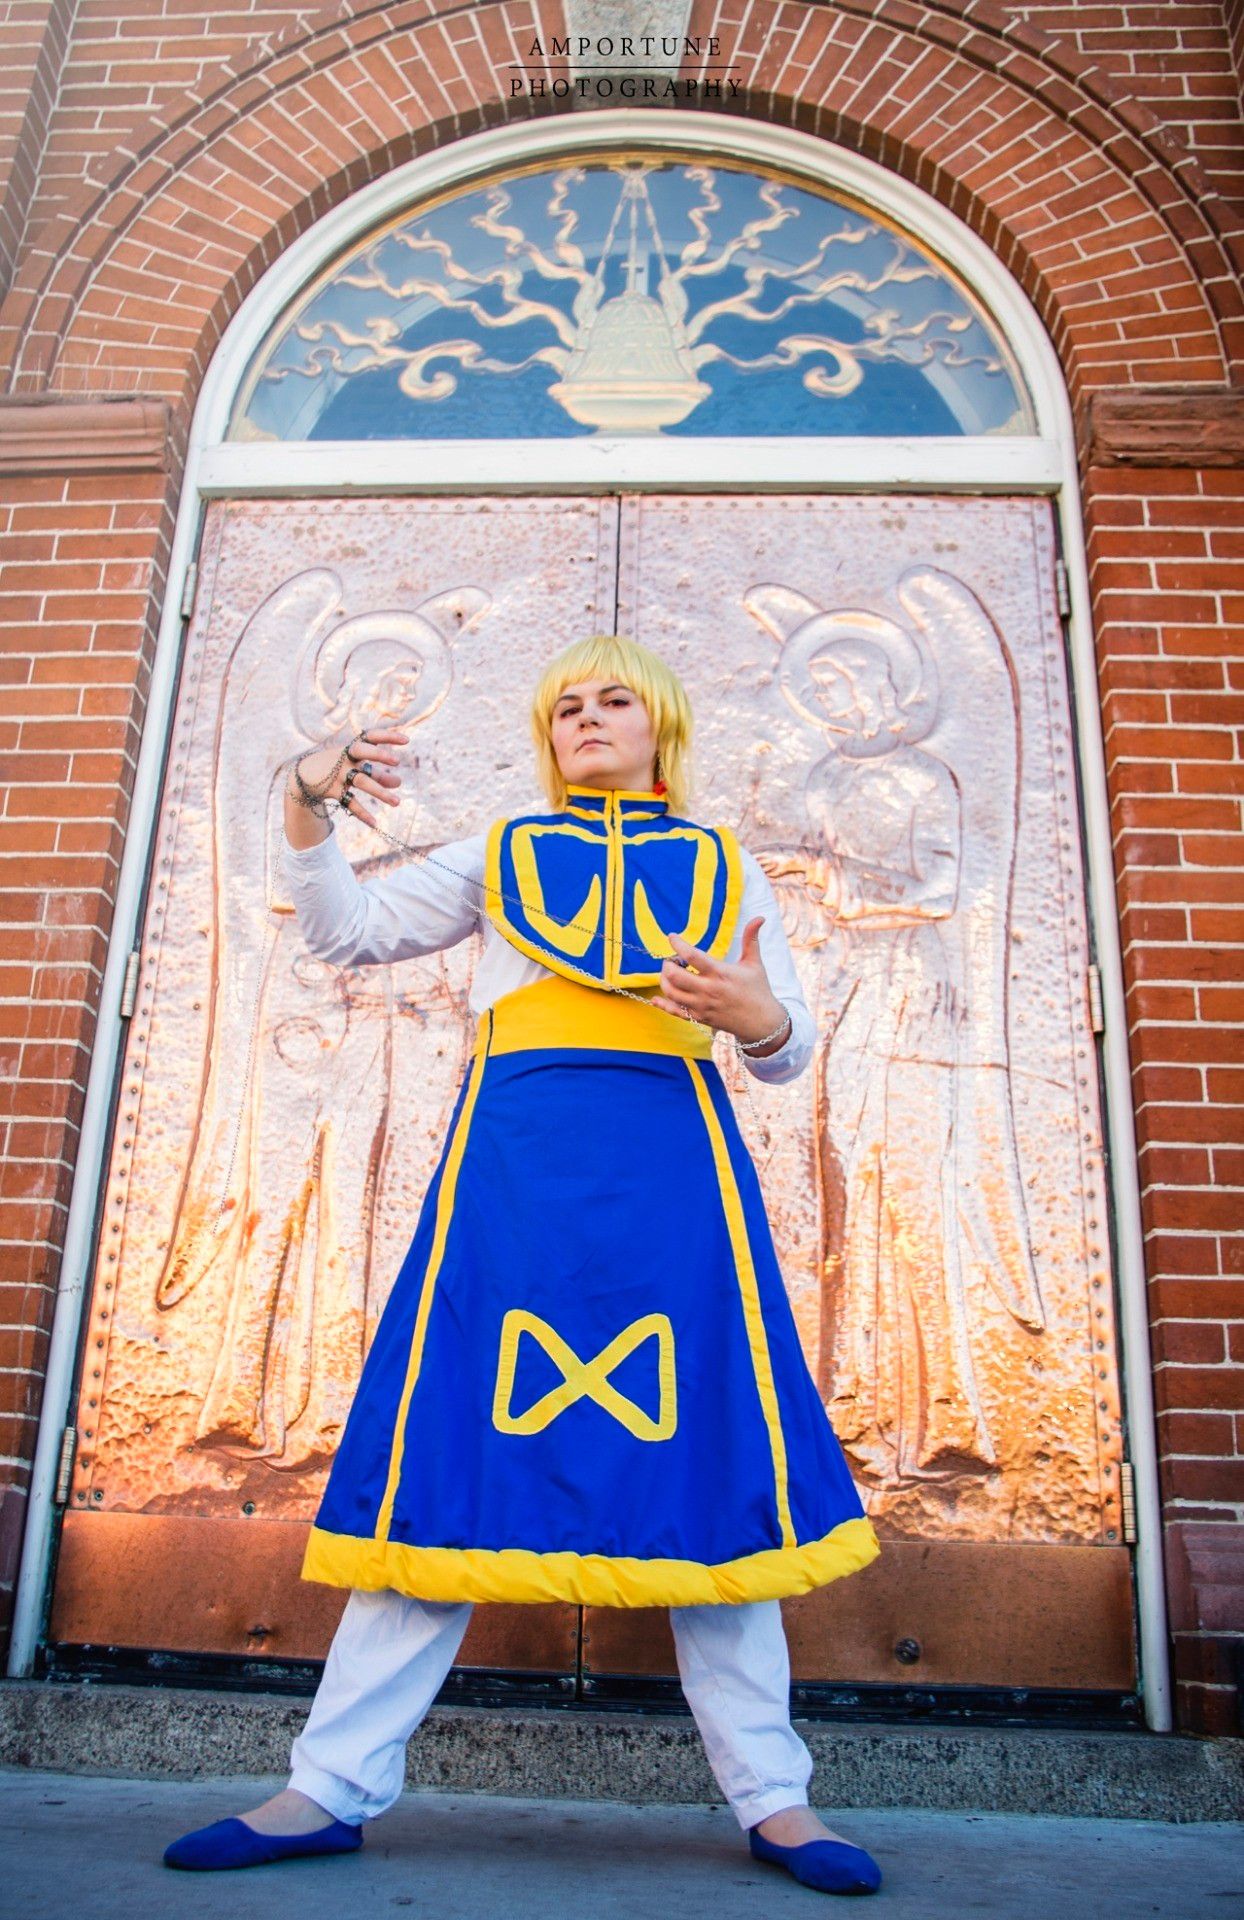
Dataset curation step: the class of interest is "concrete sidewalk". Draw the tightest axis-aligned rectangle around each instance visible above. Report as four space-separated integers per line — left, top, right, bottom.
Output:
2 1770 1241 1919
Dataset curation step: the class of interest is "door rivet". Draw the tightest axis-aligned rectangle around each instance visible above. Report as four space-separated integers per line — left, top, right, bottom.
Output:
894 1638 921 1665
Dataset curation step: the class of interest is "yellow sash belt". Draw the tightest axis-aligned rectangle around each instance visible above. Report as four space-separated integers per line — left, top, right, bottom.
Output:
480 974 713 1060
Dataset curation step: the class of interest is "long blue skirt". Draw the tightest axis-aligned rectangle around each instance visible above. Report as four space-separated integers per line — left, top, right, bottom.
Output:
303 977 878 1606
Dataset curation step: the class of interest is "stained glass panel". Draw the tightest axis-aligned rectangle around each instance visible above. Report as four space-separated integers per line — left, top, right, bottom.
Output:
230 157 1034 443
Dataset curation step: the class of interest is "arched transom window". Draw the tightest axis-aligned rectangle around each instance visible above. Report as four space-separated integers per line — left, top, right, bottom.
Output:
231 154 1034 443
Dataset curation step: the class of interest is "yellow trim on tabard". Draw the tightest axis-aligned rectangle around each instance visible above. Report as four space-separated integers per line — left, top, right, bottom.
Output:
374 1034 489 1543
493 1308 677 1442
632 877 672 961
303 1515 880 1607
630 829 720 961
485 813 745 991
686 1059 796 1549
483 974 713 1060
605 791 624 985
484 820 579 982
511 823 602 959
707 824 745 964
565 785 668 822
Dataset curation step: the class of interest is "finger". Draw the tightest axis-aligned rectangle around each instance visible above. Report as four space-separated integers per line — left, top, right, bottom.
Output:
668 931 717 973
344 796 379 829
739 916 766 966
658 982 712 1027
350 772 402 807
661 957 700 998
345 747 406 776
650 992 702 1023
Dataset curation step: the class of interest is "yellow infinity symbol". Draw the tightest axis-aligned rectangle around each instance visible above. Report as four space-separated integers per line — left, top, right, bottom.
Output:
492 1309 677 1443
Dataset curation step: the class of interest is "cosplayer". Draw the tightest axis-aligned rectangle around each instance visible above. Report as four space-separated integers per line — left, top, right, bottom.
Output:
165 636 882 1896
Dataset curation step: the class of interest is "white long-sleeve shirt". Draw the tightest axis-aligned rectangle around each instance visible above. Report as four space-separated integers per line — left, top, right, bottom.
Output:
283 829 815 1084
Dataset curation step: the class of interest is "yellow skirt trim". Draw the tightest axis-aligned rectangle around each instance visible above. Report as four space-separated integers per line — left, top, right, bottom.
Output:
302 1515 879 1608
374 1042 488 1541
685 1058 795 1549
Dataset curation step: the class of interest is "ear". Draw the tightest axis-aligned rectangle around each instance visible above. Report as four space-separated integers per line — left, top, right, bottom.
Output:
744 584 821 645
415 586 491 641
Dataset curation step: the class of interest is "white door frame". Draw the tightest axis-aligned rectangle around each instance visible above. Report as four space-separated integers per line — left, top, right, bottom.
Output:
10 112 1169 1732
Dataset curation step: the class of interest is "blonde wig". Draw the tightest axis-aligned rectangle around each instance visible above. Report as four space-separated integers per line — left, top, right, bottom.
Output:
531 634 694 813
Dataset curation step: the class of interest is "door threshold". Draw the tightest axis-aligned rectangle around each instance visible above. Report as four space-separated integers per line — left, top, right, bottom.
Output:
39 1643 1142 1728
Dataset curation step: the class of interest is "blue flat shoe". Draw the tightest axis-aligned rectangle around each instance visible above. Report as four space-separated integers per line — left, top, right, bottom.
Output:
164 1815 363 1871
749 1826 881 1895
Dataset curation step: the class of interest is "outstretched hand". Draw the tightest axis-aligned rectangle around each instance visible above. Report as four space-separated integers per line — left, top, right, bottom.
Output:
650 917 789 1051
284 729 410 848
334 728 410 831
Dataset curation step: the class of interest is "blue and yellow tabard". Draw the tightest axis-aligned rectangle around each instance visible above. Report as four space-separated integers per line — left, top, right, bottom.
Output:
485 786 742 987
303 790 879 1606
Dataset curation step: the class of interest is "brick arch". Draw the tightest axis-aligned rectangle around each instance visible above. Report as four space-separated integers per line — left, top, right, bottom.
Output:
1 0 1240 408
0 0 573 398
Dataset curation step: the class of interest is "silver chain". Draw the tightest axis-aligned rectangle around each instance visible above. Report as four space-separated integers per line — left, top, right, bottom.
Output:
357 801 780 1149
217 761 780 1217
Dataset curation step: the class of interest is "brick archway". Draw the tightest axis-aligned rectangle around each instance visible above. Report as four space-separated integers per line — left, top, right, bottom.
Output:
0 0 1239 410
2 0 1242 1730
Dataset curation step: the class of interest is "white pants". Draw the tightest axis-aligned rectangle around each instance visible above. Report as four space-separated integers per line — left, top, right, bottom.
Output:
290 1590 812 1830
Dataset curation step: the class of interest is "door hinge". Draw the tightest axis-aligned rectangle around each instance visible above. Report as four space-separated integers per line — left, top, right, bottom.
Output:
1087 963 1105 1035
55 1425 78 1506
1055 557 1071 618
180 561 198 621
1119 1460 1137 1544
119 949 141 1019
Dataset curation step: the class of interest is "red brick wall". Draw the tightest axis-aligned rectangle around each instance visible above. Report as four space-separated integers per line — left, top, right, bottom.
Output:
1086 462 1244 1734
29 0 323 237
1002 3 1244 202
0 0 75 294
0 0 1240 1726
0 462 170 1605
682 0 1242 396
1227 0 1244 95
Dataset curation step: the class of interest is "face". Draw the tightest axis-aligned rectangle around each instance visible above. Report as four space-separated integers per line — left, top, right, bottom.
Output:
550 679 659 794
809 644 900 741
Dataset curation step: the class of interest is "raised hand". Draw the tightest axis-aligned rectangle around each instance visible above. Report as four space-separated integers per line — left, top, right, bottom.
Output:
284 729 409 849
650 917 791 1054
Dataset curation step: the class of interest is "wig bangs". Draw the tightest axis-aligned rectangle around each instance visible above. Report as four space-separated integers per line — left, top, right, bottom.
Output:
531 635 693 812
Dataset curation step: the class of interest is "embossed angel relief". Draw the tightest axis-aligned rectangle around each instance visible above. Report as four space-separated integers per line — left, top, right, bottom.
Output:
155 571 489 1470
747 569 1044 1489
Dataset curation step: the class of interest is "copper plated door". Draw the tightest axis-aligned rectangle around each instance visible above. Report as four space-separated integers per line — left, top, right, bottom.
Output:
52 491 1135 1702
582 494 1135 1699
50 495 624 1684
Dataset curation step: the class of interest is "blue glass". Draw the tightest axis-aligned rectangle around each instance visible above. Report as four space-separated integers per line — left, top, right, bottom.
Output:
231 159 1033 442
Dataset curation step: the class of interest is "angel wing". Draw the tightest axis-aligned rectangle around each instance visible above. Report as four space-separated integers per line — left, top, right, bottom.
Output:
155 570 489 1315
899 566 1045 1332
155 568 341 1311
